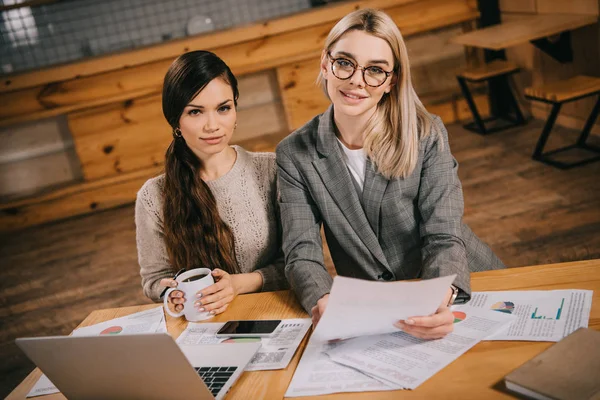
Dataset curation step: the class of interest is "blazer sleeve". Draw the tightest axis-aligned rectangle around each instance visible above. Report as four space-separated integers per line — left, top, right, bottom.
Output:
135 192 174 303
276 149 333 314
417 116 471 297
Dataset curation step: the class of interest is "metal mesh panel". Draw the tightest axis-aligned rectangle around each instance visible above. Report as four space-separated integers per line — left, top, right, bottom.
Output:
0 0 312 75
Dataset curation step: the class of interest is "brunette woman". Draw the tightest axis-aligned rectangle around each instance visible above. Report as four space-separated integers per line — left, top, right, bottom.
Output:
136 51 287 316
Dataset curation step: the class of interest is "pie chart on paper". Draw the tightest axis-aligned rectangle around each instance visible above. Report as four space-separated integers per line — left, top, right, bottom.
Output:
100 326 123 335
491 301 515 314
452 311 467 323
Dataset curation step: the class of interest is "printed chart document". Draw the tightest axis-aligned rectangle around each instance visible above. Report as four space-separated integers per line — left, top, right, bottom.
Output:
324 307 514 390
285 336 402 397
176 318 311 371
312 274 456 341
27 306 166 398
455 290 593 341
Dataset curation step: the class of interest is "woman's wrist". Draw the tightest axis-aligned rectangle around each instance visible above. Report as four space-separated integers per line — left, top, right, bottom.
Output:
232 272 263 295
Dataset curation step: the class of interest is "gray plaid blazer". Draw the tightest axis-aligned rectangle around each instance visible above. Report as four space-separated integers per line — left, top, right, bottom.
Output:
276 106 505 313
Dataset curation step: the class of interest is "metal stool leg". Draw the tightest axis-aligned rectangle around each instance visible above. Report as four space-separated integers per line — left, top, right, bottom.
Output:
457 76 487 134
576 95 600 146
504 75 526 125
533 103 562 160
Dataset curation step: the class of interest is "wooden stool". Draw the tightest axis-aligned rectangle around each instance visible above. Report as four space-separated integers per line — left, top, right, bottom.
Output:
457 60 526 135
525 75 600 169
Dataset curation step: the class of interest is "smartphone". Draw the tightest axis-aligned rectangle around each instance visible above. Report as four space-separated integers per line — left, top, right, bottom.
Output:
215 320 281 338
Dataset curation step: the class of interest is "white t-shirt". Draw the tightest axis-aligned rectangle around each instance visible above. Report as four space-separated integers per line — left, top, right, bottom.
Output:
336 137 367 191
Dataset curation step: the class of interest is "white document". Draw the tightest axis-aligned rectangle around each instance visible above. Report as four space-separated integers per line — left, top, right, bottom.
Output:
285 336 402 397
325 307 514 389
176 318 311 371
27 307 166 398
312 274 456 341
456 290 593 342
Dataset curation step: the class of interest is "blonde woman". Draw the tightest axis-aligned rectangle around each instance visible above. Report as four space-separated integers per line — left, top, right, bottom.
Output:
276 9 505 339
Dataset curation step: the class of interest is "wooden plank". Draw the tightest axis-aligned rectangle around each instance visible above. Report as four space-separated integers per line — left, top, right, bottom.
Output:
0 0 415 94
536 0 599 16
524 75 600 102
0 0 478 127
450 13 598 50
458 60 520 81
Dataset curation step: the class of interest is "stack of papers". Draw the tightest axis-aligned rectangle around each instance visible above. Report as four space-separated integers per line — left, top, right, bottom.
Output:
27 307 167 398
177 318 311 371
287 283 594 396
286 305 514 396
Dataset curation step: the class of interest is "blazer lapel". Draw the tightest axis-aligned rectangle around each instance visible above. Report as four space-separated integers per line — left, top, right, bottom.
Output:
362 158 389 236
313 106 390 270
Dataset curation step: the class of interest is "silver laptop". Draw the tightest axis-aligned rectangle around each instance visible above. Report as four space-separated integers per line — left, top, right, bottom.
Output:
16 333 260 400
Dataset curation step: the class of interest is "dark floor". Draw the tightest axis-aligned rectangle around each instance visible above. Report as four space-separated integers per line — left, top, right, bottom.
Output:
1 120 599 397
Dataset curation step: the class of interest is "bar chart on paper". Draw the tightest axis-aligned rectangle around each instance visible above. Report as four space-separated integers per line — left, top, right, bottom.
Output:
454 290 593 342
531 298 565 320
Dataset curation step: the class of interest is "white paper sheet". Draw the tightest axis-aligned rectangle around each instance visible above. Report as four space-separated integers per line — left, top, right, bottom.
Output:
285 336 403 397
312 274 457 341
176 318 311 371
27 306 166 398
455 290 593 342
324 307 514 390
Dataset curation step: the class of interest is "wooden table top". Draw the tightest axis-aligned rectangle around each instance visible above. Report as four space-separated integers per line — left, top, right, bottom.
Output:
8 259 600 399
450 13 598 50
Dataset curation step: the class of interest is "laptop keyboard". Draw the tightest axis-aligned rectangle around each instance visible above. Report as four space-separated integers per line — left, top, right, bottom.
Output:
195 366 238 397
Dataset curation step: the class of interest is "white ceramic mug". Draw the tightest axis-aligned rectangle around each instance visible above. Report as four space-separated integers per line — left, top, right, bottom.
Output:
163 268 215 321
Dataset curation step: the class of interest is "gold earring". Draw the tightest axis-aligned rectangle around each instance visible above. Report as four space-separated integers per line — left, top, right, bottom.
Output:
173 128 182 138
234 123 238 130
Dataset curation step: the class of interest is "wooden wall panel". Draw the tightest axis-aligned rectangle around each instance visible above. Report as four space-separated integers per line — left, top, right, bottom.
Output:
69 71 286 181
277 58 328 131
499 0 537 13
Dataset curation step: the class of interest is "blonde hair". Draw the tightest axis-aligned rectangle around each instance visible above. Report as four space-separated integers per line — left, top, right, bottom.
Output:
318 9 435 179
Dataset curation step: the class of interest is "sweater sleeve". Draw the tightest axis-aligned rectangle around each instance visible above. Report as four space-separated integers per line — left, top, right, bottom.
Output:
135 181 174 302
253 154 290 292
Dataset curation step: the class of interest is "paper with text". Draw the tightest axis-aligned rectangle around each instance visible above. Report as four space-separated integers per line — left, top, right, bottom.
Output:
324 307 514 389
312 274 457 342
27 307 166 398
176 318 311 371
455 290 593 341
285 336 402 397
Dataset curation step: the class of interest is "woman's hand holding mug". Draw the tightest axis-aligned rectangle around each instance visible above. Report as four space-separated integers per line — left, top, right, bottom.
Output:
162 268 215 321
160 278 184 313
195 269 239 316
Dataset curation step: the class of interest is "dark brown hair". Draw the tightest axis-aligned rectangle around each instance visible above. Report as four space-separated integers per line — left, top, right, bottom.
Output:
161 50 241 274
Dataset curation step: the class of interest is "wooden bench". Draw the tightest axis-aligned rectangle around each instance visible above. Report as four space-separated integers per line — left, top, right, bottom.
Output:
525 75 600 169
457 60 526 134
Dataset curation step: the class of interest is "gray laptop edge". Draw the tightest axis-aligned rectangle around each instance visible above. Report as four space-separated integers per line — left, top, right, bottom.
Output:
16 333 260 400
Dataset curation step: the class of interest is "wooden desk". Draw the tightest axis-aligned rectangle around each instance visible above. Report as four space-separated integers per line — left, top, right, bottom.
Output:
450 13 598 50
8 259 600 399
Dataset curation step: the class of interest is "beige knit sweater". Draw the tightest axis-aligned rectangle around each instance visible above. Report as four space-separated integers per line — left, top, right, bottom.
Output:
135 146 288 302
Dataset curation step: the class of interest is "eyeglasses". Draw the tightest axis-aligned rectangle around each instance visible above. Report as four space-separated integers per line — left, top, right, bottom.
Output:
327 52 394 88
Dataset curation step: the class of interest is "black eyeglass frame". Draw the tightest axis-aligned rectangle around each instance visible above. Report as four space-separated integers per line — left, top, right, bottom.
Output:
327 51 395 88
